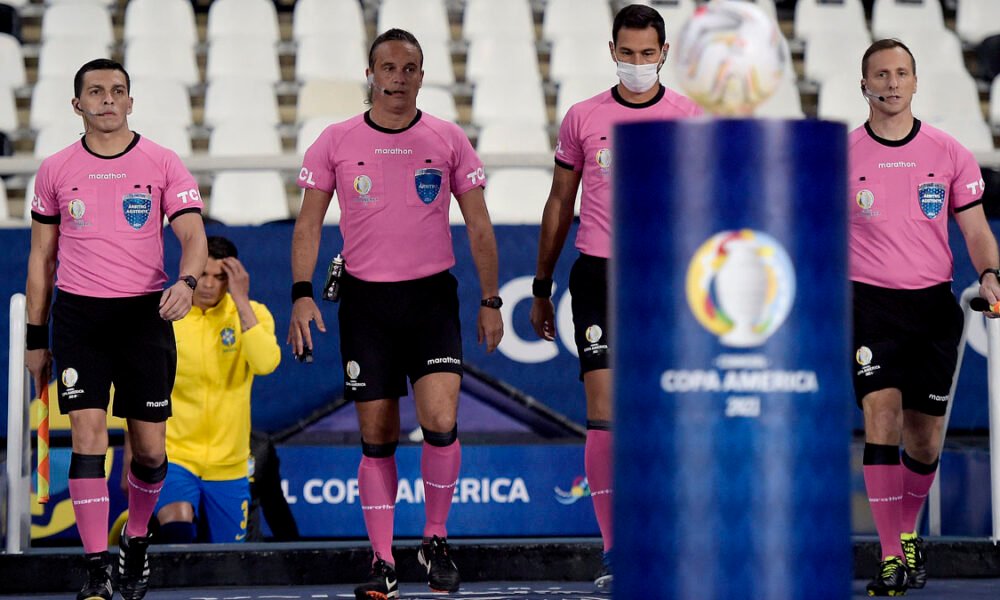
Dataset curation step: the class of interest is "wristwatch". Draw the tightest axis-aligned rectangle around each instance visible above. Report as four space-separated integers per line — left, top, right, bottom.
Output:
481 296 503 309
980 268 1000 284
179 275 197 291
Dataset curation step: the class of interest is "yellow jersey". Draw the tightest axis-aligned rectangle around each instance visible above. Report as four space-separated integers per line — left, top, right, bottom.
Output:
167 293 281 480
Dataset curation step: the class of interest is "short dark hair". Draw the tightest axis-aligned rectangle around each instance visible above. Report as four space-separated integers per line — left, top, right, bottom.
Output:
207 236 238 260
74 58 130 98
368 28 423 70
862 39 916 78
612 4 666 47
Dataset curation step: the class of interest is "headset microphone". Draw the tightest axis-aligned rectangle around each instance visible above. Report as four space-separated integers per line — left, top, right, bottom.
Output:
861 86 885 102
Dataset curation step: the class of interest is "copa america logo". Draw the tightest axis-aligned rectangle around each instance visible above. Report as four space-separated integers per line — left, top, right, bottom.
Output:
685 229 796 348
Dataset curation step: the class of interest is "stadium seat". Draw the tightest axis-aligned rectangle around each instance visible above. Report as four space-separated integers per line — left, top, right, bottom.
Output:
803 29 871 86
930 116 995 152
206 37 281 84
635 0 695 44
462 0 535 42
208 171 290 225
913 69 982 124
296 80 366 123
901 30 966 74
45 0 115 6
296 116 338 154
0 85 16 135
295 36 367 84
40 3 113 46
23 174 35 221
991 76 1000 130
956 0 1000 46
416 86 458 123
465 38 542 85
30 78 74 130
0 0 29 8
549 37 616 85
420 39 455 88
871 0 945 41
816 72 870 129
793 0 868 45
0 177 9 221
542 0 612 42
129 118 192 157
125 39 200 86
556 76 614 125
207 0 279 43
293 0 366 44
128 78 192 127
124 0 197 48
754 75 805 118
477 123 551 155
209 121 282 156
483 168 552 225
377 0 450 44
203 80 279 128
0 34 23 90
0 3 21 42
38 38 111 80
472 77 548 128
33 120 84 158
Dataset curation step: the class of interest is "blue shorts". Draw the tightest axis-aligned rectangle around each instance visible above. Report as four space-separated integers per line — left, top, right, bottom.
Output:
156 463 250 543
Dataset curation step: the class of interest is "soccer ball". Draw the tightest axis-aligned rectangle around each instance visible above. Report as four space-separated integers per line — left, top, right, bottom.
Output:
673 0 789 116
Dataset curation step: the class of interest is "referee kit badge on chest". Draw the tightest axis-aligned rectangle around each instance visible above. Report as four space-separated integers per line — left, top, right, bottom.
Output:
122 192 152 230
918 182 946 219
414 168 443 204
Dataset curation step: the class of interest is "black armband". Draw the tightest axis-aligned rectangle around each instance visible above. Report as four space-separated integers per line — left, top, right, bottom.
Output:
26 323 49 350
291 281 314 302
980 268 1000 284
532 277 553 298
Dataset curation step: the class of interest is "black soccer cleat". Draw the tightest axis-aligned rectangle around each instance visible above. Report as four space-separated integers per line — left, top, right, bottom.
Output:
77 552 113 600
418 535 461 593
117 523 152 600
354 556 399 600
594 549 612 592
867 556 909 597
900 532 927 589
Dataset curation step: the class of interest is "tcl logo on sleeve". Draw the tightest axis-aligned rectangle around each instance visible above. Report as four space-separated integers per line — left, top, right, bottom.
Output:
176 188 201 203
466 167 485 185
966 178 986 195
299 168 316 186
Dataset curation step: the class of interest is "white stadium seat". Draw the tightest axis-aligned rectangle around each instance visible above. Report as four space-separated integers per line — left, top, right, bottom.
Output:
295 36 368 84
203 80 279 128
128 78 192 128
956 0 1000 46
794 0 868 45
871 0 945 41
30 78 74 130
41 3 113 46
209 122 282 157
38 38 110 80
472 77 548 127
0 85 16 134
293 0 366 44
207 0 279 43
462 0 535 42
465 39 542 85
130 118 192 158
296 80 366 123
206 37 281 84
0 34 26 89
484 168 553 225
209 171 290 225
296 116 339 154
477 123 551 155
124 0 197 48
377 0 450 44
33 120 84 158
125 39 200 86
543 0 612 42
416 87 458 123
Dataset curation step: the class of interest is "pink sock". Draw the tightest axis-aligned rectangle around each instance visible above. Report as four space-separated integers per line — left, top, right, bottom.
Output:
863 464 904 560
359 455 397 565
900 454 938 534
69 477 110 554
125 469 164 538
585 429 613 552
422 440 461 539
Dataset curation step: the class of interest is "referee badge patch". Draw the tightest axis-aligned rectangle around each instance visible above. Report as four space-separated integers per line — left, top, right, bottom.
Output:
414 168 443 204
917 182 945 219
122 192 152 230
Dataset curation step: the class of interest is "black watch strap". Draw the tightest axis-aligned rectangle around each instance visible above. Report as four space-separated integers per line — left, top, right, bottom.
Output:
532 277 553 298
980 268 1000 284
481 296 503 309
179 275 197 290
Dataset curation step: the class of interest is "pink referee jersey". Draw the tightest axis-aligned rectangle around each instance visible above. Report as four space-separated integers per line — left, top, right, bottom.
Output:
299 111 485 282
848 120 987 289
31 134 203 298
556 85 703 258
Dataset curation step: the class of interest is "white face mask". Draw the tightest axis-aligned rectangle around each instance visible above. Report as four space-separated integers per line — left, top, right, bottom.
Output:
615 48 665 93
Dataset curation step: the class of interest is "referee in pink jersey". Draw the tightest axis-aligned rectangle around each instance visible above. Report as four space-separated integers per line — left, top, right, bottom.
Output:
849 39 1000 596
288 29 503 600
24 59 207 600
529 5 702 590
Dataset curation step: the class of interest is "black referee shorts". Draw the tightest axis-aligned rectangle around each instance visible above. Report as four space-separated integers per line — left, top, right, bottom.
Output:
851 281 963 416
338 270 463 402
569 253 610 378
52 290 176 422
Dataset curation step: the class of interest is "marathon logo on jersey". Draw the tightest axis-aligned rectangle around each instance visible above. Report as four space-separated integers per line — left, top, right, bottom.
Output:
918 182 946 219
122 193 152 230
414 168 443 204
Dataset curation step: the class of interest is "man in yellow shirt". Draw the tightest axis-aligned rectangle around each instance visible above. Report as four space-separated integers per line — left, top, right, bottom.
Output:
132 236 281 543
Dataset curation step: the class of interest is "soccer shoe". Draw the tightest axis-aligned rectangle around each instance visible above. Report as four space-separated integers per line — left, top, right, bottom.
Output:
417 535 461 592
866 556 909 597
900 532 927 589
77 552 113 600
594 549 613 591
354 556 399 600
117 523 152 600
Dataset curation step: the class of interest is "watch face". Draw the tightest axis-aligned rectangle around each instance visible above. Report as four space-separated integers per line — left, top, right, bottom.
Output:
482 297 502 309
